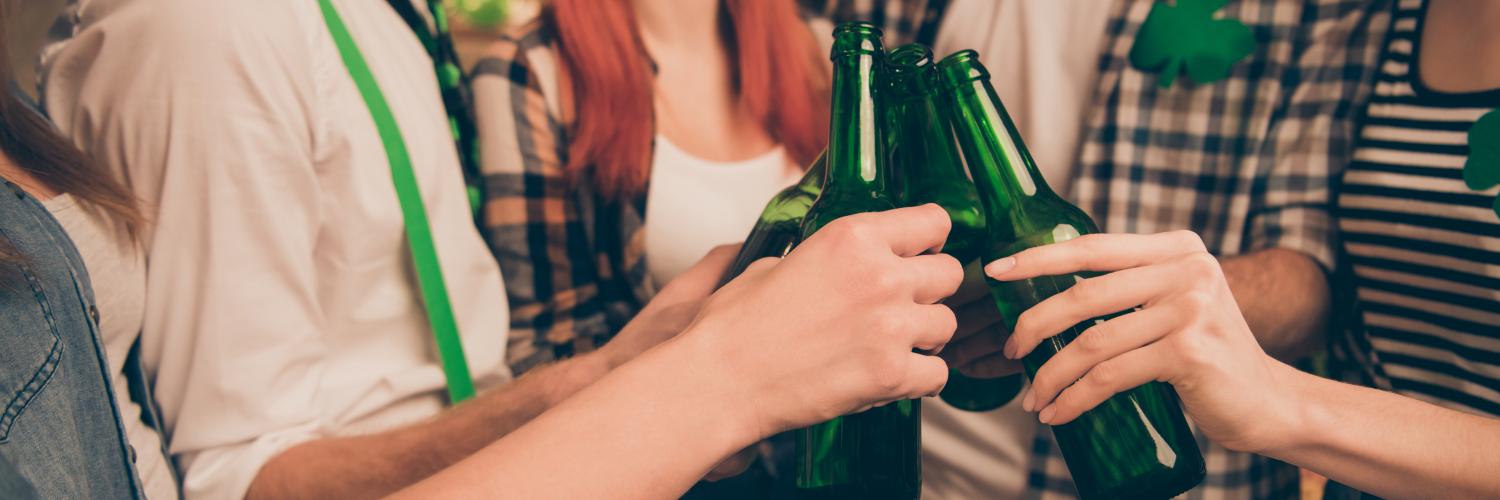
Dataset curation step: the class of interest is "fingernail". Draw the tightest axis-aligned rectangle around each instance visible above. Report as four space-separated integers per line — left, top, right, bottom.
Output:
1003 337 1019 359
1021 389 1035 412
984 257 1016 277
1038 405 1056 424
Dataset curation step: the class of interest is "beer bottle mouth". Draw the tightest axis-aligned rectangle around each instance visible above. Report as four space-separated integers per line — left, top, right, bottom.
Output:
886 43 936 97
888 44 933 70
830 22 884 59
936 49 990 90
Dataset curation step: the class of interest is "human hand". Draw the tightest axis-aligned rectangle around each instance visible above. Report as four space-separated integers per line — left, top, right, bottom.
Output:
683 204 963 440
990 231 1297 453
599 245 739 370
938 261 1024 378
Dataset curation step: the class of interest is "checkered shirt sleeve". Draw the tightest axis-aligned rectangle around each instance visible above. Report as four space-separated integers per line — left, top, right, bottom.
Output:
471 27 613 375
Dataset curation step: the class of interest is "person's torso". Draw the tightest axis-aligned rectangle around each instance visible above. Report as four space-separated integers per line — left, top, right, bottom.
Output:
41 194 176 500
643 136 800 285
1338 0 1500 418
0 181 143 499
43 0 511 439
306 0 511 431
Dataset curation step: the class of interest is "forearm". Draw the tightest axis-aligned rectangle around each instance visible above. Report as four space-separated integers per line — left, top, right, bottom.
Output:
247 352 613 499
1268 362 1500 499
395 333 750 500
1220 248 1329 360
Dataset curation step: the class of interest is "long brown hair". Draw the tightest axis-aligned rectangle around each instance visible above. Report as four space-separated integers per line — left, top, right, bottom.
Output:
0 3 142 263
548 0 830 201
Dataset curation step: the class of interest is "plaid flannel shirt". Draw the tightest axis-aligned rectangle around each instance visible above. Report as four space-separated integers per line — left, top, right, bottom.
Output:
469 16 831 375
471 23 655 374
818 0 1391 498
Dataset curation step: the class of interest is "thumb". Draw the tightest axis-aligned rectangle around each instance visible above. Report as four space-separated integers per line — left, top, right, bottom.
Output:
656 244 740 302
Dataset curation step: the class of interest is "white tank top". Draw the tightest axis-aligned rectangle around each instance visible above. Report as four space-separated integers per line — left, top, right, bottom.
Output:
643 136 802 286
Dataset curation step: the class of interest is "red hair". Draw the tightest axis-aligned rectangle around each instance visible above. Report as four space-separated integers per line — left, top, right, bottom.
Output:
548 0 830 201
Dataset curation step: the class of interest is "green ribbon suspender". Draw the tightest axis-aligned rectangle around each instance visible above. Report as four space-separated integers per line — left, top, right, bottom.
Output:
317 0 476 403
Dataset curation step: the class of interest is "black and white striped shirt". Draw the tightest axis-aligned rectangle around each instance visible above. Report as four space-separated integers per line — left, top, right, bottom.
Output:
1338 0 1500 417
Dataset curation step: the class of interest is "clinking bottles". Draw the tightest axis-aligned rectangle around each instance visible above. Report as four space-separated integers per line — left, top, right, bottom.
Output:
884 43 1024 413
936 50 1205 499
717 153 825 288
792 22 919 500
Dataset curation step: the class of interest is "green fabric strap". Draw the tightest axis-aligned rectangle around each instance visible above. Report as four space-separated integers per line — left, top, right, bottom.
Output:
317 0 476 404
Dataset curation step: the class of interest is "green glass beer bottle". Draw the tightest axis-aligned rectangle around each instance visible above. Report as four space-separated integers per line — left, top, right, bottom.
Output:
885 43 1024 413
793 22 919 500
936 50 1205 499
717 152 825 288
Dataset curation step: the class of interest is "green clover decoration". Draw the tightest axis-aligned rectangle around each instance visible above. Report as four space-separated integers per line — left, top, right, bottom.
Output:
1129 0 1256 88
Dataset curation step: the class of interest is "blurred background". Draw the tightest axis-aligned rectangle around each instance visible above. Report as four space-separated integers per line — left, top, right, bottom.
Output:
3 0 538 96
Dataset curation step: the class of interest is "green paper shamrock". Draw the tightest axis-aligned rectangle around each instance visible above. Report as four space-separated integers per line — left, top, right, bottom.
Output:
1129 0 1256 88
1463 109 1500 221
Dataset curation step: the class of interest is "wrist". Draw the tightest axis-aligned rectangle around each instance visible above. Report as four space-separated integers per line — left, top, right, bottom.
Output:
1257 359 1327 458
655 325 765 454
540 351 614 408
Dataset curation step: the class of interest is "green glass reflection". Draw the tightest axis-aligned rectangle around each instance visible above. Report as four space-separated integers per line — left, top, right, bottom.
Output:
937 50 1205 500
717 153 825 288
793 23 919 500
884 43 1023 413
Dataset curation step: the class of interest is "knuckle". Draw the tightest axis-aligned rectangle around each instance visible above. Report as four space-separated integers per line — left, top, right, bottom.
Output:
1075 324 1111 355
867 351 907 393
1064 278 1101 305
1086 360 1121 388
868 270 904 296
1071 235 1103 265
821 218 862 246
936 307 959 334
928 309 958 345
1170 330 1210 366
919 204 953 228
1073 233 1106 248
842 217 878 244
1011 310 1041 344
872 309 910 337
1182 252 1222 278
1167 230 1208 252
938 253 964 276
1178 288 1217 314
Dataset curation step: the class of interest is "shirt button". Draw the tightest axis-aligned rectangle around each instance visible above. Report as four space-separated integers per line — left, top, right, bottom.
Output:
89 305 100 325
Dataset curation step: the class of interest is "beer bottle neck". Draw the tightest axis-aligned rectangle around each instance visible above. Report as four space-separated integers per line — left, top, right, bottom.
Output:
798 151 827 193
825 50 887 195
945 77 1055 216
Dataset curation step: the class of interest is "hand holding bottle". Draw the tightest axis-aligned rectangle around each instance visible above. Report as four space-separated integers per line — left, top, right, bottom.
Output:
598 245 739 370
685 204 963 439
939 266 1024 379
989 230 1300 453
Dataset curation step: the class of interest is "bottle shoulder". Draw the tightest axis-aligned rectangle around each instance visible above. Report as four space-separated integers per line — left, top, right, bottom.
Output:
982 196 1099 252
801 190 896 236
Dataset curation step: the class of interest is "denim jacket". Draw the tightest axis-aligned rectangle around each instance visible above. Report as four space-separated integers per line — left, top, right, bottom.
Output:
0 179 145 499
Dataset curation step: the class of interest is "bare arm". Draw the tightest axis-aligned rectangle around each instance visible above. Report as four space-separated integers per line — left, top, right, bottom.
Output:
392 332 751 499
1220 248 1329 361
394 206 962 500
994 232 1500 500
246 353 609 499
247 248 734 499
1269 362 1500 499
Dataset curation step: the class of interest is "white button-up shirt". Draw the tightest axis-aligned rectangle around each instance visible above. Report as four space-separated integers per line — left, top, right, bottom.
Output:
43 1 511 498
